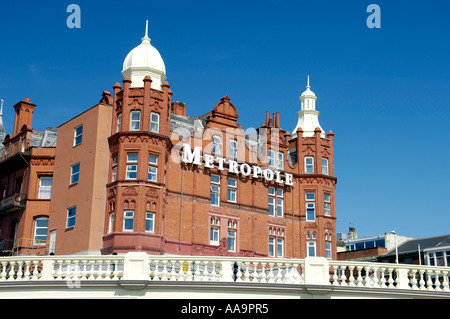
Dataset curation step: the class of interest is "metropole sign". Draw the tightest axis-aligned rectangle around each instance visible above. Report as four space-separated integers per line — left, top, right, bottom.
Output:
181 144 294 186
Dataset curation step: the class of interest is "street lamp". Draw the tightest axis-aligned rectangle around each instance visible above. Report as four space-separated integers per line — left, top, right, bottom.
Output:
391 230 398 264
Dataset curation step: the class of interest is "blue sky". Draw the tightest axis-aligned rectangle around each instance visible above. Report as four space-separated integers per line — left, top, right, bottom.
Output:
1 0 449 239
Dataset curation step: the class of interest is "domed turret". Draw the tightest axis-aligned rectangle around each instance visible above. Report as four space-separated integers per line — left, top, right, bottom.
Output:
292 76 326 138
122 20 167 90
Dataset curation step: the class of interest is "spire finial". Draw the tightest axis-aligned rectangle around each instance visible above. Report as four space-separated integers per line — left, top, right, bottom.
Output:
141 20 151 43
0 99 3 116
307 75 310 88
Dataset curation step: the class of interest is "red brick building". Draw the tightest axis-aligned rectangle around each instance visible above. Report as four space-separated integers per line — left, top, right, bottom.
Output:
2 22 338 259
0 98 57 256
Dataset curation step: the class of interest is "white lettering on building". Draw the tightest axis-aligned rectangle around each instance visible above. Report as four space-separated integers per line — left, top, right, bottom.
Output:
182 144 294 186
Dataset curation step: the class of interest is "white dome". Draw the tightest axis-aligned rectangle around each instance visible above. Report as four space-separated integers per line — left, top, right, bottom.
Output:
301 87 316 98
122 40 166 74
122 21 167 90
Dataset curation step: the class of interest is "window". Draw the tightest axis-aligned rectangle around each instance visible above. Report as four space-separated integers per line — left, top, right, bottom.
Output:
212 135 222 155
227 178 237 203
74 125 83 147
229 139 238 158
148 155 158 182
34 217 49 244
126 153 138 180
269 236 275 257
268 227 285 257
211 175 220 206
116 113 122 132
70 163 80 184
210 217 220 246
269 187 284 217
130 111 141 131
322 158 329 175
38 176 53 199
112 156 118 182
306 192 316 221
307 241 316 257
227 219 237 252
228 230 236 252
123 211 134 231
108 212 114 234
427 251 449 267
324 193 331 216
21 137 26 152
326 241 332 259
269 150 284 169
145 212 155 232
67 206 76 228
277 152 284 170
269 150 276 167
150 112 160 133
269 236 284 257
305 156 314 173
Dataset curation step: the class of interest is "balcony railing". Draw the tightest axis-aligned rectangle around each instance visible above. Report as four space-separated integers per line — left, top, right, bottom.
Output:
0 253 449 296
0 193 27 213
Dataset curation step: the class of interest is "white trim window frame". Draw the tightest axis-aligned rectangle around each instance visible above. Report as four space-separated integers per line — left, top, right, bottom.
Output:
112 156 118 182
130 110 141 131
307 241 317 257
148 155 158 182
123 210 135 231
324 193 331 216
305 156 314 173
227 178 237 203
108 212 114 234
126 153 138 180
322 157 329 175
67 206 76 228
277 151 284 170
306 192 316 221
33 217 49 245
212 135 222 155
211 175 220 206
74 124 83 147
268 150 276 167
38 176 53 199
229 139 238 159
145 212 155 233
150 112 160 133
70 163 80 185
116 113 122 132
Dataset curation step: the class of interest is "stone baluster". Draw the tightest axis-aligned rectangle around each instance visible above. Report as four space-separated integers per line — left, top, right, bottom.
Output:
8 261 16 281
426 270 434 290
31 261 39 280
23 260 31 280
16 261 24 281
267 263 275 283
161 260 169 281
441 271 449 291
347 266 355 286
379 267 386 288
409 269 418 289
210 262 217 281
0 261 7 281
418 269 426 290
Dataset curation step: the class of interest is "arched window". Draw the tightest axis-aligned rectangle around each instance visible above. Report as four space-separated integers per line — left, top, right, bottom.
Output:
34 217 49 245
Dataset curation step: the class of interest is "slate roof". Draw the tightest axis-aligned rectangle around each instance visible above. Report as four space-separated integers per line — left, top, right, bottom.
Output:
384 234 450 257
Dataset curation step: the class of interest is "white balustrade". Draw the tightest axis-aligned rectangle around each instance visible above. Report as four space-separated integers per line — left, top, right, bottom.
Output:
0 254 449 294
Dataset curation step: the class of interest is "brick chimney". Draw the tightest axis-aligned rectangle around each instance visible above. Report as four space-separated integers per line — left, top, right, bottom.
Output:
13 98 36 137
172 101 186 116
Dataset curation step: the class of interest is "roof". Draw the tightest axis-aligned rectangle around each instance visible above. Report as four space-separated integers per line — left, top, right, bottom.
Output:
384 234 450 257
